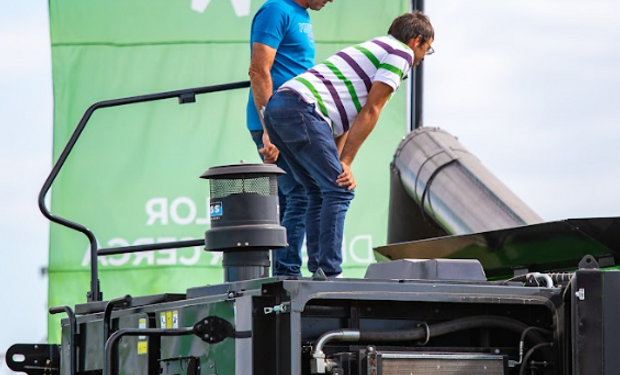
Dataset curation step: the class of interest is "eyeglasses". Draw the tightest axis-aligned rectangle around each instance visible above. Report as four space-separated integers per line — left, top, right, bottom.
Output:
425 43 435 56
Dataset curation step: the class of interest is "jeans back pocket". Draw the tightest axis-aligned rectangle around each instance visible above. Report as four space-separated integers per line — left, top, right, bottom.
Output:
268 112 310 152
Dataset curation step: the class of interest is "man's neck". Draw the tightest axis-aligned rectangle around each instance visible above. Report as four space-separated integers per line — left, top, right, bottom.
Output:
293 0 309 9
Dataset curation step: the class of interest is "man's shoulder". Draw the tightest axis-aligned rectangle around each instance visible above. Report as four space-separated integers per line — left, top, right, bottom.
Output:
365 35 401 46
356 35 414 59
257 0 293 15
252 1 288 33
380 35 413 53
254 0 310 32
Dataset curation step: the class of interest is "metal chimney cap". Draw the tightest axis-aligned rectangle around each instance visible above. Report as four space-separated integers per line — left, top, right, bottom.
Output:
200 163 286 180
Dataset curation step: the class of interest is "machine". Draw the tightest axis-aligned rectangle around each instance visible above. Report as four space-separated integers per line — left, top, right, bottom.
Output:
5 39 620 375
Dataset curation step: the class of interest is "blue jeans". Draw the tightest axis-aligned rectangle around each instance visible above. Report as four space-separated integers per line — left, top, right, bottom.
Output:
264 90 354 277
250 130 307 276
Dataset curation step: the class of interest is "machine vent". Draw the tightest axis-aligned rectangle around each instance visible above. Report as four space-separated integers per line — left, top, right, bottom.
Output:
370 351 505 375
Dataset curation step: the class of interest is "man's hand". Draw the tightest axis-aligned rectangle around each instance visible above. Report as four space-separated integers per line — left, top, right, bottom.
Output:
259 132 279 163
336 161 356 190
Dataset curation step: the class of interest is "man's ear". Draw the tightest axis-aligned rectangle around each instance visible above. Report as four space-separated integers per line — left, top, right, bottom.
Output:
407 35 423 49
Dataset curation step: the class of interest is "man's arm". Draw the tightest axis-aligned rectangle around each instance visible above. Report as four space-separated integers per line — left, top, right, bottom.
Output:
336 81 394 190
248 42 279 163
334 132 349 157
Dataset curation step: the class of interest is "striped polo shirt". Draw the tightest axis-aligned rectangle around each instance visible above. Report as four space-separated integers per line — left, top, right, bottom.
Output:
280 35 414 137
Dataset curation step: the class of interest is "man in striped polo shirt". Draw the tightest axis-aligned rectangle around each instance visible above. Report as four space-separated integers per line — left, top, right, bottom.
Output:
263 11 435 277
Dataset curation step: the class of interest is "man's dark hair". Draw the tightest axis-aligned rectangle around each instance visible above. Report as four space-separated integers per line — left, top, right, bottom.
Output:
388 11 434 45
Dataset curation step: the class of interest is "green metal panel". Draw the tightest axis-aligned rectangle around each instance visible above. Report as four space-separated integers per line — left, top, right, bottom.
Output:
377 218 620 279
157 300 236 374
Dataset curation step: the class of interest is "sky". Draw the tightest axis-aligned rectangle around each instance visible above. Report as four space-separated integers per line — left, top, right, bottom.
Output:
0 1 52 373
425 1 620 220
1 0 620 373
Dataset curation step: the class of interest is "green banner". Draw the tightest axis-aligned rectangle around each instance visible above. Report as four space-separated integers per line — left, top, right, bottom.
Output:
48 0 410 341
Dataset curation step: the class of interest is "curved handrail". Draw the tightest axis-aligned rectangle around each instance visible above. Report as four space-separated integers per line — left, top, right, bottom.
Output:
39 80 251 302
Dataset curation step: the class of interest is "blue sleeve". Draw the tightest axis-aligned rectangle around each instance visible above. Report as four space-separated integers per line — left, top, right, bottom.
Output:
251 3 288 49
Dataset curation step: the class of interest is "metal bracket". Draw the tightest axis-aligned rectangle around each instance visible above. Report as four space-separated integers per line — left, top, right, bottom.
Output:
578 255 599 269
575 288 586 301
264 302 290 315
5 344 60 375
366 346 378 375
178 93 196 104
312 268 328 280
193 316 251 343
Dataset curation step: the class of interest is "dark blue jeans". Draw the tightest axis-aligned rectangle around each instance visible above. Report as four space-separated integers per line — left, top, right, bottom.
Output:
250 130 307 276
264 90 354 277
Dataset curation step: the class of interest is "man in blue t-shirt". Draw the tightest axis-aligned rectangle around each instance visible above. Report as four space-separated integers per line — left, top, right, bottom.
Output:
247 0 334 276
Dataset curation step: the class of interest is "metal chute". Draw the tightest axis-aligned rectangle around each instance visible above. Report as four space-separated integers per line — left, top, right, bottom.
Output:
388 127 543 244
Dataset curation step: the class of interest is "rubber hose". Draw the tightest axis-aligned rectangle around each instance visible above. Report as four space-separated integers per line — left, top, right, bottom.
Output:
359 315 548 346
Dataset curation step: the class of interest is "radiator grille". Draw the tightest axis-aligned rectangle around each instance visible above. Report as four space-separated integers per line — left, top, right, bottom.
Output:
374 352 505 375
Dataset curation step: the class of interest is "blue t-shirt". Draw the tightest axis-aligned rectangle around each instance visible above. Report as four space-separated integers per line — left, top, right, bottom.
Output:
246 0 315 131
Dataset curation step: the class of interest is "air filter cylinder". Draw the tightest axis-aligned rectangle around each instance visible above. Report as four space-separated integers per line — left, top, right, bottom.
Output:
201 163 287 282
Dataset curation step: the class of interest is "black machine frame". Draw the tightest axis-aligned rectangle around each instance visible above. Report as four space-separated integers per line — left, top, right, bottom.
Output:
12 266 614 375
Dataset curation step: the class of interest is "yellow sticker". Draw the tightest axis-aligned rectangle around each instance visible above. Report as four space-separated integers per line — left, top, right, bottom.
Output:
137 341 148 355
166 311 172 329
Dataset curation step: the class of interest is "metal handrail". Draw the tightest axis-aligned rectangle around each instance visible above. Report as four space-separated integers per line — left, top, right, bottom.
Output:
49 305 77 375
39 80 251 302
104 327 194 375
